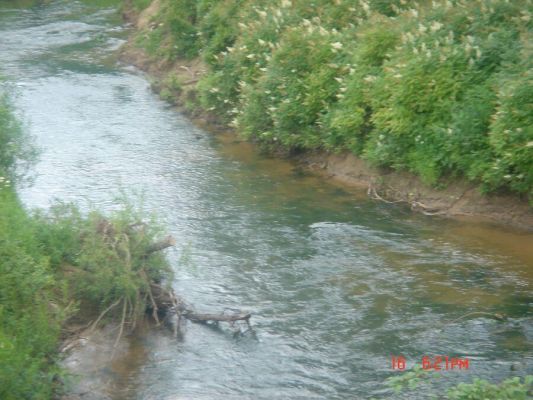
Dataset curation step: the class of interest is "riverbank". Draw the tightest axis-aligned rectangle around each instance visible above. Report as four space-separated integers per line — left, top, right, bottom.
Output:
2 1 533 398
119 0 532 231
0 92 176 398
0 187 176 399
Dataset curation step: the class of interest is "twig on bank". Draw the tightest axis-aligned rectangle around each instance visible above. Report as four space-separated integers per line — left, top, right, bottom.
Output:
113 298 128 351
88 298 122 333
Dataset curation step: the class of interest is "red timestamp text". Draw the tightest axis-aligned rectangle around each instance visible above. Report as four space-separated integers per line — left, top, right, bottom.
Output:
391 355 470 371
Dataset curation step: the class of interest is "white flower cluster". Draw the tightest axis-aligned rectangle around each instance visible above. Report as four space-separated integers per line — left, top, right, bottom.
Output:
0 176 10 188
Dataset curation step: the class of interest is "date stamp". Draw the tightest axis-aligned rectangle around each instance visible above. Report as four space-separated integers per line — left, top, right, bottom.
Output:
392 355 469 371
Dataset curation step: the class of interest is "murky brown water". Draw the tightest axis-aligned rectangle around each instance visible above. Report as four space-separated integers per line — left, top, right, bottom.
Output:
1 1 531 399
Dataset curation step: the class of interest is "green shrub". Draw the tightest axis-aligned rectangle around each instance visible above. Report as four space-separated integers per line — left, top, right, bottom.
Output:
0 94 36 180
0 192 174 399
386 365 532 399
147 0 533 198
483 63 533 197
33 200 173 315
0 191 63 400
447 376 533 400
131 0 151 11
197 0 243 64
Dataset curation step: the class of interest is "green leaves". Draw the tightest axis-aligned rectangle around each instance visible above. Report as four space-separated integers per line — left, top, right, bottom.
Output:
0 191 62 400
386 365 433 394
447 376 533 400
0 94 36 181
386 364 532 400
0 189 173 399
150 0 533 198
483 65 533 197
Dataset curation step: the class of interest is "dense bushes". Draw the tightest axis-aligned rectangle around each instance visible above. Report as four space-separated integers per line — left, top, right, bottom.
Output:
0 191 64 399
0 95 60 398
141 0 533 199
0 192 173 399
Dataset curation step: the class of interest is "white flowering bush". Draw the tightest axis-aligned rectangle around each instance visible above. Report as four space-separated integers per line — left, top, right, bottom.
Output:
484 65 533 197
147 0 533 198
364 0 530 188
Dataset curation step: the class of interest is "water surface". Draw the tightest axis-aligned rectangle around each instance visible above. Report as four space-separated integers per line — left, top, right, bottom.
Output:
1 1 531 399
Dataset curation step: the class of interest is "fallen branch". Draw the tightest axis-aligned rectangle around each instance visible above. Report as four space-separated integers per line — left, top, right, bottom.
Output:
145 235 176 255
368 182 445 215
88 298 122 333
113 298 128 350
149 283 253 335
368 184 404 204
184 311 252 324
445 311 507 325
434 312 508 333
410 201 444 216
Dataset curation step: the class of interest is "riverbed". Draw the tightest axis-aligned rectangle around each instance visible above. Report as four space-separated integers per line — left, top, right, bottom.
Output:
1 1 531 399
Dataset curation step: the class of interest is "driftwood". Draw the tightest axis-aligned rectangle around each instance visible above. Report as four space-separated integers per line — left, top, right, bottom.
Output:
183 310 252 328
150 283 253 336
145 235 176 255
367 182 445 216
433 312 508 333
91 219 252 341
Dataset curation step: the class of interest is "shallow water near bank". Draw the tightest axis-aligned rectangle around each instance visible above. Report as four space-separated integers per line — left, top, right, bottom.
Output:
1 1 532 399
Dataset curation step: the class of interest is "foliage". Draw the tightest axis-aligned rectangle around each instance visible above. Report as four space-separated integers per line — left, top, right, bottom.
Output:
0 194 174 398
0 94 36 181
447 376 533 400
159 74 183 103
385 366 533 399
130 0 151 11
0 89 173 398
143 0 533 199
37 201 173 313
0 191 64 400
386 365 434 394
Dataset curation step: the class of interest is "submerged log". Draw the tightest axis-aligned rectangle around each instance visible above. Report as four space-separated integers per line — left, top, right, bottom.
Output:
87 219 252 339
183 311 252 324
145 235 176 255
150 282 252 336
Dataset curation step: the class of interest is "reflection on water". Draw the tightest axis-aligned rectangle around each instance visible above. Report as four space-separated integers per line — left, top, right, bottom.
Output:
1 1 531 399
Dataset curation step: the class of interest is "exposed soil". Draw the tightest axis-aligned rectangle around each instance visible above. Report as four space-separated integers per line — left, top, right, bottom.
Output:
59 320 150 400
299 151 533 230
118 2 532 232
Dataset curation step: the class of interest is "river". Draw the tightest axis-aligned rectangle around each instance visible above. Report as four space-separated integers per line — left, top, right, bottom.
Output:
0 1 532 399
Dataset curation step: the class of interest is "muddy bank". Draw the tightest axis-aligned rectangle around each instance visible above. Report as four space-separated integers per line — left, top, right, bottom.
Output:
298 151 533 230
60 322 147 400
118 2 532 232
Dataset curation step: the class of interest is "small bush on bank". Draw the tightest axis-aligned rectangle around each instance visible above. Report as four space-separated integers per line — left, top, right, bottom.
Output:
33 201 173 312
0 192 174 399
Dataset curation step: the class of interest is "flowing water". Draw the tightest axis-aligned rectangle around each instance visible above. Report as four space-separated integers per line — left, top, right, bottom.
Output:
1 1 532 399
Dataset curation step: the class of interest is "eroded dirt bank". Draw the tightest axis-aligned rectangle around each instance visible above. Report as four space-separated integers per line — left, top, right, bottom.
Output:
299 151 533 230
118 2 532 231
60 322 146 400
